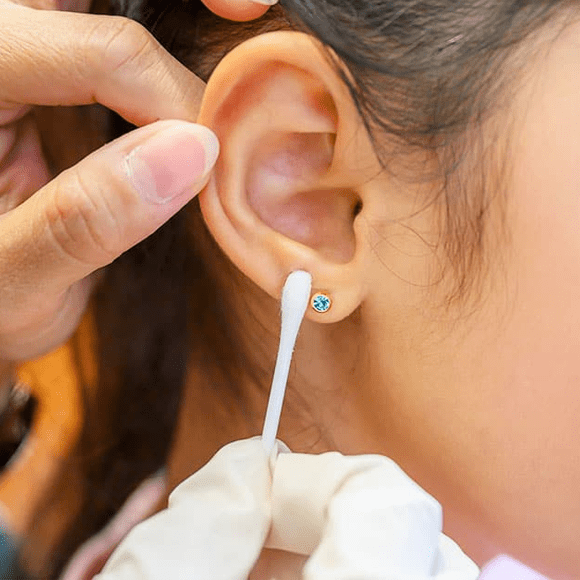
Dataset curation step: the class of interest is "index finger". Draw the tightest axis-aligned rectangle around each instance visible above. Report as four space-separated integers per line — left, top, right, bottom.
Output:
200 0 275 22
0 4 205 126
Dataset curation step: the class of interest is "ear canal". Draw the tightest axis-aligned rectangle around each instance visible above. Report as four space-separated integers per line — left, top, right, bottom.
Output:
246 129 360 264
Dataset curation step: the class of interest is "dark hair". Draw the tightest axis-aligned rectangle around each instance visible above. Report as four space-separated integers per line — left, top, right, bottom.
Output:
34 0 568 576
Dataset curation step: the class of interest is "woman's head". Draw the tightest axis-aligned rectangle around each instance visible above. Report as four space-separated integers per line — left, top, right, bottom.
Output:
72 1 580 579
142 0 562 305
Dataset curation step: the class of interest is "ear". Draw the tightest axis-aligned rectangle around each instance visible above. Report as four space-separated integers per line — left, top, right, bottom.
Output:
197 31 382 322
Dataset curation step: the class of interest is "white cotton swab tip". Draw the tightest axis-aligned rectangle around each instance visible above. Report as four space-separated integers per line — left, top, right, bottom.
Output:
261 271 312 455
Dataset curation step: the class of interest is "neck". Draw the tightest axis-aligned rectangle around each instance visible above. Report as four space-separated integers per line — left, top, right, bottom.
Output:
165 294 372 494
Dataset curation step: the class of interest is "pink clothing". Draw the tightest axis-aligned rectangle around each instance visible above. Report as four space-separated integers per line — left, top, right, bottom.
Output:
480 556 551 580
58 473 166 580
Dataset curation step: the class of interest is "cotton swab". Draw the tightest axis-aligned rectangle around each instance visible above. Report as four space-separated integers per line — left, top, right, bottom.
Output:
261 271 312 455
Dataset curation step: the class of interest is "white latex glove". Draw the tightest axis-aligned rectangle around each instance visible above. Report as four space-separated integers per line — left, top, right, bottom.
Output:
97 438 479 580
267 452 480 580
95 438 272 580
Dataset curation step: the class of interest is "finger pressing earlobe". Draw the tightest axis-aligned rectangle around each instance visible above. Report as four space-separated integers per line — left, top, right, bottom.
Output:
199 0 274 22
198 32 380 323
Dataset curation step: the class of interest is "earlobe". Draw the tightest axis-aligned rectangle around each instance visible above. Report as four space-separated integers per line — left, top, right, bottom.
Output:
197 32 377 323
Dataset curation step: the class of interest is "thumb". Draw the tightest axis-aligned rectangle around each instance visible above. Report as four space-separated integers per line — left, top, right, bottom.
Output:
0 120 219 299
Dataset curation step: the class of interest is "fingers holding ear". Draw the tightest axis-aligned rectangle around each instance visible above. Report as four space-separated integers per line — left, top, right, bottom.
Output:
199 0 275 22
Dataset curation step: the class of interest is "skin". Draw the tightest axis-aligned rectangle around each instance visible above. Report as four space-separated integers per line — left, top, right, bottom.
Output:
164 16 580 580
200 0 271 22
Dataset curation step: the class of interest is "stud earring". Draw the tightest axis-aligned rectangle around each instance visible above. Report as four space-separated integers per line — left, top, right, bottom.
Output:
311 292 332 313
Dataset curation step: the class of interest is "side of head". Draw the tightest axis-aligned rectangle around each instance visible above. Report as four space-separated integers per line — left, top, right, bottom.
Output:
105 2 580 579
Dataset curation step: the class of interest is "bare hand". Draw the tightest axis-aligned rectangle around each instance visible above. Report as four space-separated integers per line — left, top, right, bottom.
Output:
0 0 218 363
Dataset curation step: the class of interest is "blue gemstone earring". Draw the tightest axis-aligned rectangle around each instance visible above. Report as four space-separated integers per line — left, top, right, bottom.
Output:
311 292 332 313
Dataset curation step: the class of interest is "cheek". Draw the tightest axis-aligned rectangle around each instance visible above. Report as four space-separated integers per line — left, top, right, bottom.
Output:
457 58 580 573
504 48 580 463
427 162 580 576
504 133 580 454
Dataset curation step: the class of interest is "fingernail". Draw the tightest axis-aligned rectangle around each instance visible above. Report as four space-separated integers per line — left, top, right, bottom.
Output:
124 124 219 205
251 0 278 5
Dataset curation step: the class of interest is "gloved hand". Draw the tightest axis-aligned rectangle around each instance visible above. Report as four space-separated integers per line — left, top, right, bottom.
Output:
97 438 479 580
96 438 272 580
267 451 480 580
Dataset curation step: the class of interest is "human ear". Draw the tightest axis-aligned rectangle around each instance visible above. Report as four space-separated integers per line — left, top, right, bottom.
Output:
197 31 382 323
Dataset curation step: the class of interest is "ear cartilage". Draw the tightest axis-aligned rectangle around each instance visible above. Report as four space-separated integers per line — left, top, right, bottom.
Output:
311 292 332 313
261 271 312 456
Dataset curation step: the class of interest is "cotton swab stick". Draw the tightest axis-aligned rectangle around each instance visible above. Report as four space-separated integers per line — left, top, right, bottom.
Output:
261 271 312 455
